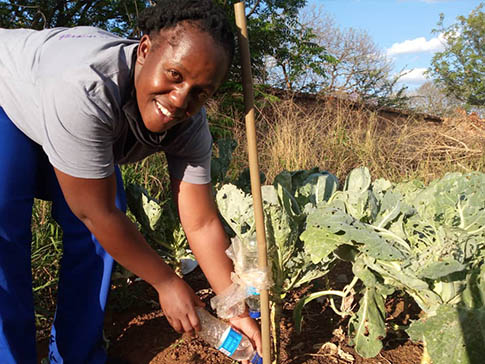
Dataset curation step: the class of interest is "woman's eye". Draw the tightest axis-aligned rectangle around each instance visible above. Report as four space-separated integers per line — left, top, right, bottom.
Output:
169 70 182 81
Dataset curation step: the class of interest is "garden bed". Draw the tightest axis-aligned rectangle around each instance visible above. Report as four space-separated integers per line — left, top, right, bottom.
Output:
104 264 423 364
37 260 425 364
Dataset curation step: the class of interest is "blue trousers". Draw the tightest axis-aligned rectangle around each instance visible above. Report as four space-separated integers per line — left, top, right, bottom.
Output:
0 108 126 363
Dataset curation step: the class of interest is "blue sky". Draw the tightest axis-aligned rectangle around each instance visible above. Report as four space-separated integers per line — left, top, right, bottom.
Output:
308 0 483 89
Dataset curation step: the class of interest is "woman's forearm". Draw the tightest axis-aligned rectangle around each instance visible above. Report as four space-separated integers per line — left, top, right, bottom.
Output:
186 217 234 294
81 208 176 290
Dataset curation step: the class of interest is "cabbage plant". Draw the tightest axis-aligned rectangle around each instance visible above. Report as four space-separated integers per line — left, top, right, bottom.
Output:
216 168 339 361
126 183 192 276
295 167 485 361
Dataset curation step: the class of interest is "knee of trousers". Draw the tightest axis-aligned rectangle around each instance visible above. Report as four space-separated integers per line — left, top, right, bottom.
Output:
0 197 33 245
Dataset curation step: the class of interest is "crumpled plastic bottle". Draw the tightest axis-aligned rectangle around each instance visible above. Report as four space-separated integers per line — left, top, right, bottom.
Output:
210 236 269 320
244 237 261 319
196 307 262 364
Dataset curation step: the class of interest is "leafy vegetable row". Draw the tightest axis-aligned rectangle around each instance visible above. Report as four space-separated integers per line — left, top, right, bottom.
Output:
127 160 485 363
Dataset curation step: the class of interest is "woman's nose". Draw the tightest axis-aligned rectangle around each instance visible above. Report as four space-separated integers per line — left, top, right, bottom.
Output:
170 84 191 110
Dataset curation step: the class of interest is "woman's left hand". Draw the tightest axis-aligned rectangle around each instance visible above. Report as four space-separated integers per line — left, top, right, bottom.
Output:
229 313 262 364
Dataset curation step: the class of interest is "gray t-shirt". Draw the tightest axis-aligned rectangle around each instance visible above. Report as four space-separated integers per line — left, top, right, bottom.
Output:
0 26 212 184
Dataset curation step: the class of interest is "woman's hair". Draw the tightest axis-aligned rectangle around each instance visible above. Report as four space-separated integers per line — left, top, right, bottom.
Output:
138 0 235 64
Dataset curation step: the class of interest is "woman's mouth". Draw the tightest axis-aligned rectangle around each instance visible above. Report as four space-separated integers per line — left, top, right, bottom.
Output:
155 100 175 120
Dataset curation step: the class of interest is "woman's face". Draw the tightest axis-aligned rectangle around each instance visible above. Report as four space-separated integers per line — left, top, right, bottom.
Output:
134 23 229 133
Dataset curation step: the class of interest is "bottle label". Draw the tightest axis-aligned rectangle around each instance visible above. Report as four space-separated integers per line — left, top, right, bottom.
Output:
217 327 243 356
247 286 260 295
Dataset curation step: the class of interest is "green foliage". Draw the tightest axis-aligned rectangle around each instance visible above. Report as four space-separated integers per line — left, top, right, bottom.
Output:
31 199 62 328
215 168 338 360
407 304 485 364
211 138 238 186
263 15 335 92
0 0 146 36
429 4 485 107
297 167 485 358
125 183 191 275
348 287 387 358
216 0 309 82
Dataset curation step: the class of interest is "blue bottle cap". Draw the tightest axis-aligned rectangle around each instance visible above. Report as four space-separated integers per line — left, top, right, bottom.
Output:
251 352 263 364
249 310 261 319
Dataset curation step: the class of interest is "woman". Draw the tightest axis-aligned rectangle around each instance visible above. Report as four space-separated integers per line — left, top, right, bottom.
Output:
0 0 261 363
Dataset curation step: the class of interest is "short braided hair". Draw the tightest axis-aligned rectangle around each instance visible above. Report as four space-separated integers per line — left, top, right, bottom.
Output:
138 0 235 64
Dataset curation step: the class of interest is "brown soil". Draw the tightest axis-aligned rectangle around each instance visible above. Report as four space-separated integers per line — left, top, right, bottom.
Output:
37 263 424 364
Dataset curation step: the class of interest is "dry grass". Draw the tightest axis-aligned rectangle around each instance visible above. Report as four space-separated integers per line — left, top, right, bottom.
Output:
223 96 485 185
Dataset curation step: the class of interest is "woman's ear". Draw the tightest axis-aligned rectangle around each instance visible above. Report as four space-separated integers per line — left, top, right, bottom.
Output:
137 34 152 65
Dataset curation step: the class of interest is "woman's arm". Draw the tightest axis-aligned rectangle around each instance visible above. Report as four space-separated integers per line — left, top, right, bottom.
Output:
170 177 233 293
54 168 204 334
171 177 262 358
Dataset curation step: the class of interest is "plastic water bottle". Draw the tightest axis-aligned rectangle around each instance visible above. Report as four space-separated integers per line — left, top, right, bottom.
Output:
244 237 261 319
196 307 262 364
242 237 259 271
246 286 261 319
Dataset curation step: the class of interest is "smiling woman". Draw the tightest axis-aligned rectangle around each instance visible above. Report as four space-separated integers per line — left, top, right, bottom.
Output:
134 23 229 133
0 1 261 364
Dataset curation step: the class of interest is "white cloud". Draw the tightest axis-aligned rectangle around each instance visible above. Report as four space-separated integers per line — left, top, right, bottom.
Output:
397 68 429 85
387 34 445 56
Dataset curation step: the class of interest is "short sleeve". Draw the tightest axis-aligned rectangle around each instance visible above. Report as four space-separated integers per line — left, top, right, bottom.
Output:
40 78 116 179
165 109 213 184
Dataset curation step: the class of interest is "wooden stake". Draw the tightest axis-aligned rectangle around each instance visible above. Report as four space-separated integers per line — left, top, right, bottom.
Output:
234 2 272 363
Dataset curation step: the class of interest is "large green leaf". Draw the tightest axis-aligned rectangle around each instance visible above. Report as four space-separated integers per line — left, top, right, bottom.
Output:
407 305 485 364
216 184 256 239
418 260 466 280
339 167 378 222
461 265 485 309
409 172 485 236
126 183 163 231
348 287 387 358
301 225 348 264
304 206 404 261
296 171 339 207
273 168 338 210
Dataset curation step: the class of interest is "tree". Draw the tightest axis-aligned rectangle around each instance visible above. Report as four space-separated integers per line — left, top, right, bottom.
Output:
407 81 462 116
429 3 485 107
217 0 324 89
0 0 146 37
0 0 315 86
293 5 408 107
258 14 334 92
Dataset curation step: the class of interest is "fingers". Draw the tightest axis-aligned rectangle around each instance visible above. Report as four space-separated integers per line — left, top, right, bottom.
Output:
157 276 205 335
253 330 262 355
181 315 196 336
166 313 196 335
188 308 202 333
166 316 183 334
229 316 263 357
163 297 204 335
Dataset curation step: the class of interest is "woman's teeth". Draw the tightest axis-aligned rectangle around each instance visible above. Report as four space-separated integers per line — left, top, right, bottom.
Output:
156 101 173 118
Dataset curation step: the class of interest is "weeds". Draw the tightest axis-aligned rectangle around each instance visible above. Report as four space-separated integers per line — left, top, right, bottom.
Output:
226 96 485 184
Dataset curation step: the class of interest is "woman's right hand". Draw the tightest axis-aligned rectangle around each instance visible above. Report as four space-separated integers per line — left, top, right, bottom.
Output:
155 273 205 335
